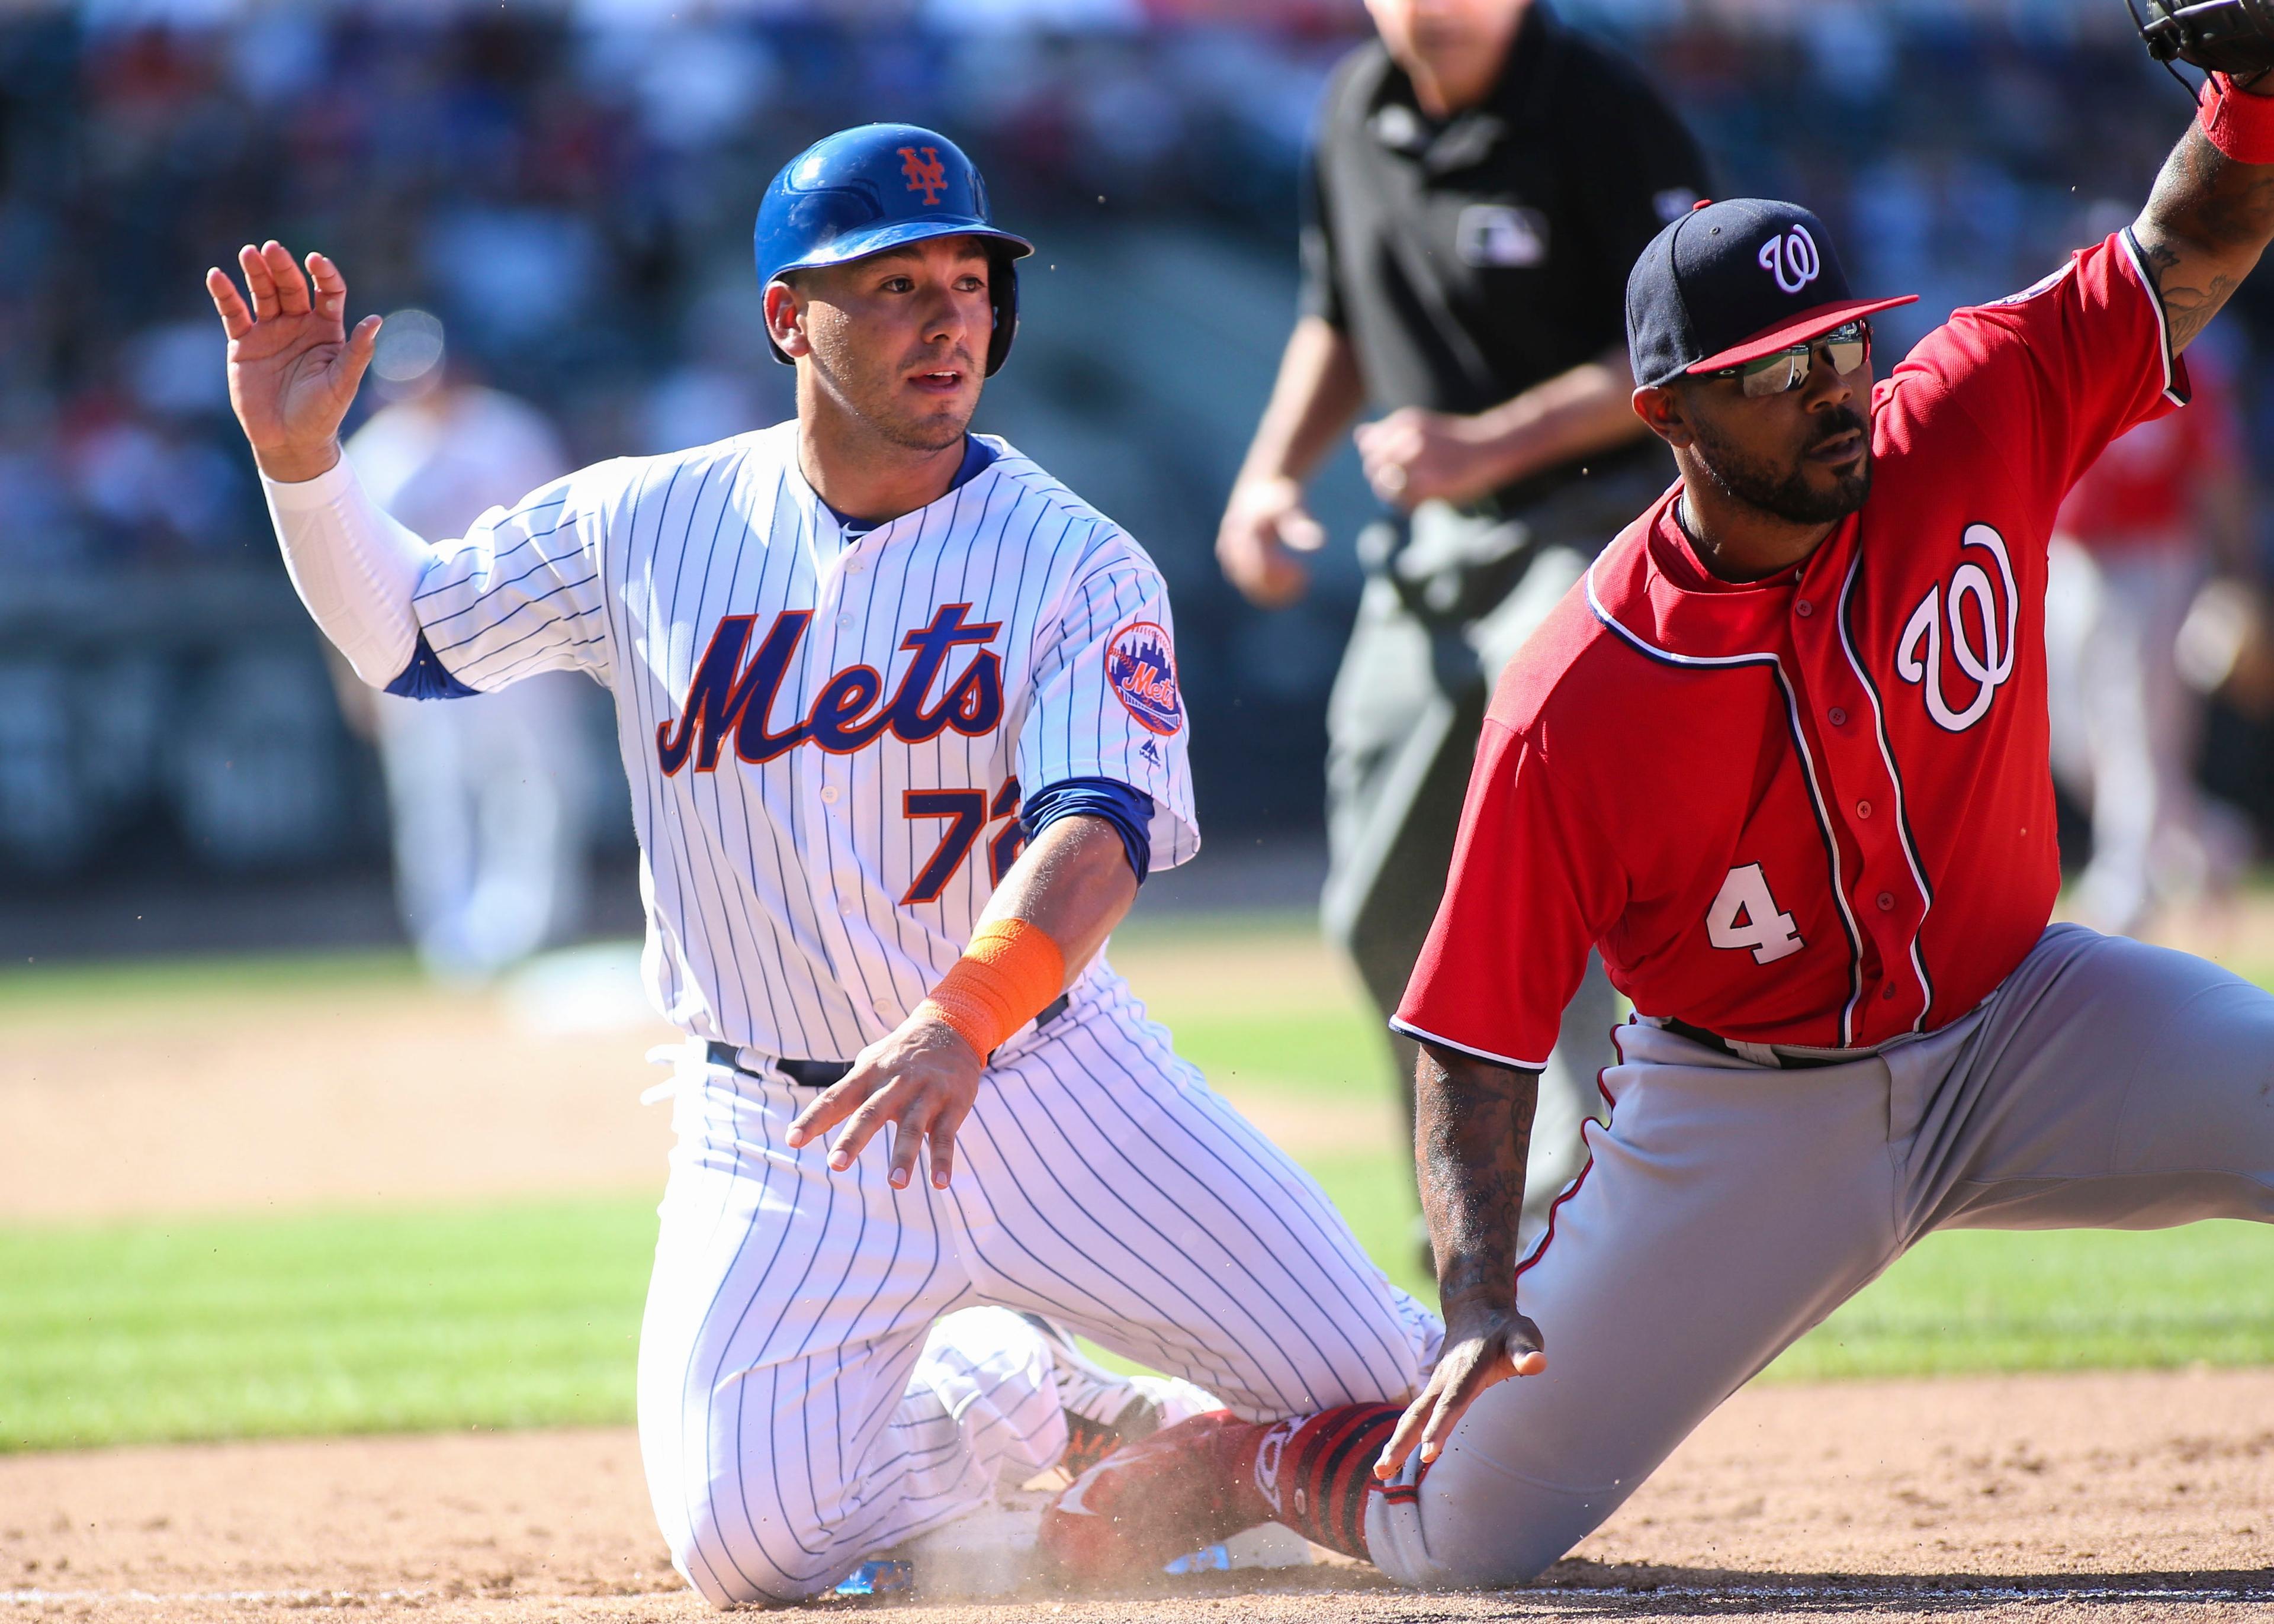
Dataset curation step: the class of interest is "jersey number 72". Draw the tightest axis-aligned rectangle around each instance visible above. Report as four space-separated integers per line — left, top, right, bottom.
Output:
901 779 1024 905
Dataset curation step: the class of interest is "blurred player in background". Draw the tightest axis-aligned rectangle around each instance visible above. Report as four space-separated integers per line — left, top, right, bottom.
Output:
342 314 603 982
1216 0 1710 1257
2047 330 2257 936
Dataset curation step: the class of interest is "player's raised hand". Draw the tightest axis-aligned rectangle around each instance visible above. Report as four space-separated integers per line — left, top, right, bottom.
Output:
1216 474 1325 609
204 242 381 484
1374 1305 1546 1483
785 1015 984 1190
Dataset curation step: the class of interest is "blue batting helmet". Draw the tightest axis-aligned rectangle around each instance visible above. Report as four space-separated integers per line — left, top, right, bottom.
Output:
754 124 1034 377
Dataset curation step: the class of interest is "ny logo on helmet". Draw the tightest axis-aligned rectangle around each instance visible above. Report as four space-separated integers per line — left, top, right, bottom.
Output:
900 146 948 205
1758 225 1822 296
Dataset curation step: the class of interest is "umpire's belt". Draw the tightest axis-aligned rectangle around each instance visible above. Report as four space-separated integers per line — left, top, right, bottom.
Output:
1655 1015 1857 1071
708 994 1071 1088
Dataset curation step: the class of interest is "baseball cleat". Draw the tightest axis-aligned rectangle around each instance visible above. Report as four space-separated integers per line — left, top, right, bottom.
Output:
1019 1313 1220 1477
1038 1408 1271 1584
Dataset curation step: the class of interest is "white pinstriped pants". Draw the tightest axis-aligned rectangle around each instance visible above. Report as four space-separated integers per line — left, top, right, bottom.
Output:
636 970 1440 1605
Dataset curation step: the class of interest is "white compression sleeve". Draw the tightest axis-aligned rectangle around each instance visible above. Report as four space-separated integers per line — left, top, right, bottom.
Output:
261 455 438 689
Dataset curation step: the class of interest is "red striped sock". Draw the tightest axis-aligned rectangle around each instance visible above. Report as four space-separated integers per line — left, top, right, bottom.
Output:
1250 1403 1401 1561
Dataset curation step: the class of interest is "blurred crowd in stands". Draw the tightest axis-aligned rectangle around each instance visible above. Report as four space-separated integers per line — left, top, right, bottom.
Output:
1 0 2264 890
1 0 2198 582
1 4 1347 580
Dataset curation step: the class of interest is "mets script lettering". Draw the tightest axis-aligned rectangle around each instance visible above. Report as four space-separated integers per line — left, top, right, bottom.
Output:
1896 523 2017 732
657 604 1003 775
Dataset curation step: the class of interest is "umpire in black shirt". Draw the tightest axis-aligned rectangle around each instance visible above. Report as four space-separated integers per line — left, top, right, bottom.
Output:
1217 0 1710 1260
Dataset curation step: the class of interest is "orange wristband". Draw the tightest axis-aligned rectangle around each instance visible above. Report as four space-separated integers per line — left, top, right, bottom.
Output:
917 918 1067 1060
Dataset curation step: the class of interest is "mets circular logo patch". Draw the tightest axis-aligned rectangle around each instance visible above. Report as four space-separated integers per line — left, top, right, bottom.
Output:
1105 621 1183 736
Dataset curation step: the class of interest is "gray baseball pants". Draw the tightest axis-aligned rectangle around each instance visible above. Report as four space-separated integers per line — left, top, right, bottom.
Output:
1367 922 2274 1586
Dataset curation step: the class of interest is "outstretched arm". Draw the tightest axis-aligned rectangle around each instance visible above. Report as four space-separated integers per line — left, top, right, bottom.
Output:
1375 1041 1549 1481
785 814 1137 1190
207 241 380 482
2133 75 2274 353
208 243 434 685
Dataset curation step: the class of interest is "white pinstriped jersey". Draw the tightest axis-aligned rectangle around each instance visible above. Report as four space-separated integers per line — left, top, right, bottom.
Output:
401 422 1200 1057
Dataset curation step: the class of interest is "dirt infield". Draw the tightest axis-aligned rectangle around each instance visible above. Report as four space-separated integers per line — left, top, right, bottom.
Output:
11 920 2274 1619
0 932 1395 1224
8 1368 2274 1623
10 901 2259 1224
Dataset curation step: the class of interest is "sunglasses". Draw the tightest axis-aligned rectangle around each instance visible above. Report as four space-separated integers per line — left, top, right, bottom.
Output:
1709 320 1871 398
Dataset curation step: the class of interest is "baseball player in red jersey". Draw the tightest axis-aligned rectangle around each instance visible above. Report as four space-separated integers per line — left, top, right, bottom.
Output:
1040 56 2274 1588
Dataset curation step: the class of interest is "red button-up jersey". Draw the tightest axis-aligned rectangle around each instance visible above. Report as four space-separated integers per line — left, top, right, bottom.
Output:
1394 233 2188 1067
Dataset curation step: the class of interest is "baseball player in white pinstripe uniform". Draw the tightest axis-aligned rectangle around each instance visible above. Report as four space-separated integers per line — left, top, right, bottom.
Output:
207 123 1437 1604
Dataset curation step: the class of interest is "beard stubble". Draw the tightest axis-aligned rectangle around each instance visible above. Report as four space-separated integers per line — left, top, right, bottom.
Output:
1692 404 1873 526
807 331 977 456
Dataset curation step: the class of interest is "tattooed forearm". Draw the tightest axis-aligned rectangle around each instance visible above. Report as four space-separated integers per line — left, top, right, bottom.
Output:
2167 271 2237 352
2137 121 2274 353
1414 1042 1537 1317
2141 235 2239 350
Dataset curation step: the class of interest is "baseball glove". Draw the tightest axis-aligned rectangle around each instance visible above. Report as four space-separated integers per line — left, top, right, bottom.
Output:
2137 0 2274 77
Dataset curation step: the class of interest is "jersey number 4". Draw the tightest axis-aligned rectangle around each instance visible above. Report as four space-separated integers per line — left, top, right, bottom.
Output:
901 779 1023 905
1706 864 1804 964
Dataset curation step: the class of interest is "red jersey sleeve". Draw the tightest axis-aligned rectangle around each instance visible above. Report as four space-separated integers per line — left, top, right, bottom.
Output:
1892 231 2188 520
1391 714 1620 1071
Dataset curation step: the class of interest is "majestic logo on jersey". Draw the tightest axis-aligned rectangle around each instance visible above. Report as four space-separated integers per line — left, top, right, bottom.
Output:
656 604 1003 775
1758 225 1822 296
1106 622 1181 736
899 146 948 205
1987 263 2072 307
1896 523 2018 732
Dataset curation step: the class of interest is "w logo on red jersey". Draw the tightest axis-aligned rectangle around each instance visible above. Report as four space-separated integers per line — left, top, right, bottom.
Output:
899 146 948 205
1896 523 2017 732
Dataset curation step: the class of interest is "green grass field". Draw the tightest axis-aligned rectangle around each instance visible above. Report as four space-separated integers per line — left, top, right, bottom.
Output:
5 925 2274 1452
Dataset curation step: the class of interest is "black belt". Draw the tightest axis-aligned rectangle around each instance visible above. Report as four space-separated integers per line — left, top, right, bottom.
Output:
708 993 1071 1088
1659 1016 1854 1071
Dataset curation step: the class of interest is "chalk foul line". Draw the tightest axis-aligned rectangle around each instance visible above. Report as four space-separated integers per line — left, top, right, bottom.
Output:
7 1579 2273 1607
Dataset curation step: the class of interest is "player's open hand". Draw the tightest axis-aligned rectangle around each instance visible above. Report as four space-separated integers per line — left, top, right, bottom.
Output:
1374 1305 1546 1482
1216 474 1325 608
785 1015 984 1190
205 242 381 485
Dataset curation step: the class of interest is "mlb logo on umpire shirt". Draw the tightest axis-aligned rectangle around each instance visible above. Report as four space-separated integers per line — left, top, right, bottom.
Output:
1457 204 1549 268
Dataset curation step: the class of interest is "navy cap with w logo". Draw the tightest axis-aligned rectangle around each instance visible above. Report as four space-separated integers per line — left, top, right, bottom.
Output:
1626 198 1919 390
